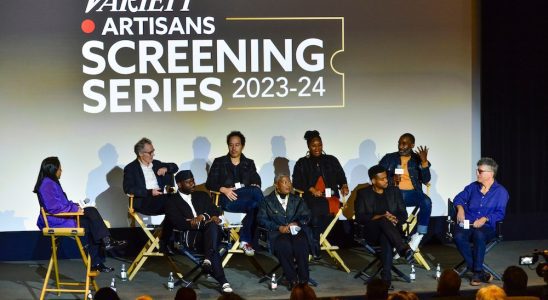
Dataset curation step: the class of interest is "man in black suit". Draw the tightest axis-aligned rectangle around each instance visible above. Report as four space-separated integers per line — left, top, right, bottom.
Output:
355 165 415 286
165 170 233 293
258 174 311 289
123 137 179 253
206 131 264 256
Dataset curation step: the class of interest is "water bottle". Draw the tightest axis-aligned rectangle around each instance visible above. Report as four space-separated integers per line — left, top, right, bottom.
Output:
410 264 416 281
120 264 127 281
110 278 116 292
167 272 175 291
87 289 93 299
435 263 441 280
271 273 277 291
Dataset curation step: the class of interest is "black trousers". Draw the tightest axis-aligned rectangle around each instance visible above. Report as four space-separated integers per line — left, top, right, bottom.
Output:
273 231 310 284
304 196 331 254
80 207 110 265
363 218 406 283
134 195 173 244
184 222 228 285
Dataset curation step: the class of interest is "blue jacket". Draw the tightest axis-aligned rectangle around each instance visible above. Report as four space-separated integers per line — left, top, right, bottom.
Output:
379 152 431 193
453 180 509 230
258 191 311 245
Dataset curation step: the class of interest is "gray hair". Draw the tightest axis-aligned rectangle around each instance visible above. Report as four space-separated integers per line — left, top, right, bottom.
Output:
274 173 291 183
134 137 152 156
477 157 498 177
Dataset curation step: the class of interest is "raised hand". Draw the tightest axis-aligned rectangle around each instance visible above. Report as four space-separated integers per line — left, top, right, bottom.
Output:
415 145 429 163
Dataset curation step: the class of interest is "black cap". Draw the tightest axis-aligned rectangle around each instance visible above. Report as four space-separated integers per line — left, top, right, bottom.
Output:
175 170 194 182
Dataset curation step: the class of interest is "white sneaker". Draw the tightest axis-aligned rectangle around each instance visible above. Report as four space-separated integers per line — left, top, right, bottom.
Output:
240 242 255 256
408 233 424 251
222 283 233 293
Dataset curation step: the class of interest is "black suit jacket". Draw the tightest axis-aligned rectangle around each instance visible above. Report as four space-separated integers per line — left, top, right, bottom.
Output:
205 154 261 192
354 185 407 227
123 159 179 198
258 191 311 245
165 191 220 232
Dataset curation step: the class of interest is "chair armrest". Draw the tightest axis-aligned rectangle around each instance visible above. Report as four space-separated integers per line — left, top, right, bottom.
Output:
293 188 304 198
128 194 135 213
50 212 84 217
496 221 503 239
210 191 221 206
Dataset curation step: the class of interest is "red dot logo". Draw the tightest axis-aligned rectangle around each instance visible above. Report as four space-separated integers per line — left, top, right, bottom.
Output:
81 19 95 34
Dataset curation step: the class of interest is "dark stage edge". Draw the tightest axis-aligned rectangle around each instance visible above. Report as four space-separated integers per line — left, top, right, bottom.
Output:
0 240 545 300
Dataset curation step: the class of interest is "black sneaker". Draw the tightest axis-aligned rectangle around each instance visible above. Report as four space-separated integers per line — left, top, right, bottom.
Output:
91 263 114 273
404 248 416 264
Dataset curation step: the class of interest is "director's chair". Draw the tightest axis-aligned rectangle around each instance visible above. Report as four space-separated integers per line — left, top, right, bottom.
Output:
400 183 432 270
39 207 99 300
353 223 411 284
257 225 319 289
446 198 504 281
210 191 267 276
126 194 183 281
295 188 351 273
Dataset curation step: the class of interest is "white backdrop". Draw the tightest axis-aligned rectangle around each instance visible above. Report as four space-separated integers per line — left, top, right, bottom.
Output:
0 0 478 231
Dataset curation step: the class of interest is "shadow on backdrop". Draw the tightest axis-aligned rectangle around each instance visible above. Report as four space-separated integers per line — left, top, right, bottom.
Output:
86 143 118 205
180 137 211 192
95 166 128 228
259 136 295 195
343 139 379 190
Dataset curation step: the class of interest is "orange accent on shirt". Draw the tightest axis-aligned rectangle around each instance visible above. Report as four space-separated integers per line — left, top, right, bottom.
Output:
399 156 414 190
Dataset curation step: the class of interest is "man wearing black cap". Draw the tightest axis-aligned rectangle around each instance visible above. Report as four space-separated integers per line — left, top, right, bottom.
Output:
165 170 233 293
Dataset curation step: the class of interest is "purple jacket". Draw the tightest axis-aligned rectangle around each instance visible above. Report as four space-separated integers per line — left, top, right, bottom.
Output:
36 177 79 229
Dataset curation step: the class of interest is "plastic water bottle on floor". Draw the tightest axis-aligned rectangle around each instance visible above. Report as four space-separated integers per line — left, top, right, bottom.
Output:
435 263 441 280
110 278 116 292
120 263 127 281
410 264 416 281
87 289 93 299
167 272 175 291
271 273 277 291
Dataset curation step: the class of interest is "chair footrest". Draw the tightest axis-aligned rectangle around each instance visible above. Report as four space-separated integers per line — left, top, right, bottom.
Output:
89 271 100 277
321 246 339 250
143 253 164 257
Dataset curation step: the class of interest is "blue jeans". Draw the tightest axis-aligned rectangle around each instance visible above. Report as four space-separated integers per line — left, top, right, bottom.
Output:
220 186 264 244
453 225 496 272
401 190 432 234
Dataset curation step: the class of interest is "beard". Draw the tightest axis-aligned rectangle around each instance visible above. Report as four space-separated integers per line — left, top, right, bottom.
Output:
399 148 412 156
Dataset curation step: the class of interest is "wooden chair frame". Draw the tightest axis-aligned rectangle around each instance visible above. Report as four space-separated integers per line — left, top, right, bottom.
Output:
400 183 431 270
295 188 351 273
126 195 183 281
39 208 98 300
211 191 267 276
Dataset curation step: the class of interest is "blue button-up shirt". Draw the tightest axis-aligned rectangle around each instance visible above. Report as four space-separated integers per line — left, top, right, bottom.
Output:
453 180 509 230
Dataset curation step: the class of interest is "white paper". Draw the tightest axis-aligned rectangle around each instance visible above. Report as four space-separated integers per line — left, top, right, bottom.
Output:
290 225 301 235
395 168 404 175
325 188 332 198
463 219 470 229
234 182 242 189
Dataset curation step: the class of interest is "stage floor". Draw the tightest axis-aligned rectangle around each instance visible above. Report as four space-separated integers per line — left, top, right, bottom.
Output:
1 240 545 299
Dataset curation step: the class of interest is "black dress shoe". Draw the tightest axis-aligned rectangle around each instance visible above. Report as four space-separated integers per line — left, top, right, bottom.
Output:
160 243 176 256
91 263 114 273
103 237 127 251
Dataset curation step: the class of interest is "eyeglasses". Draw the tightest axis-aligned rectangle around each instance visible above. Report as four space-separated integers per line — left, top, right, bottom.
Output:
143 149 155 155
476 168 492 174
